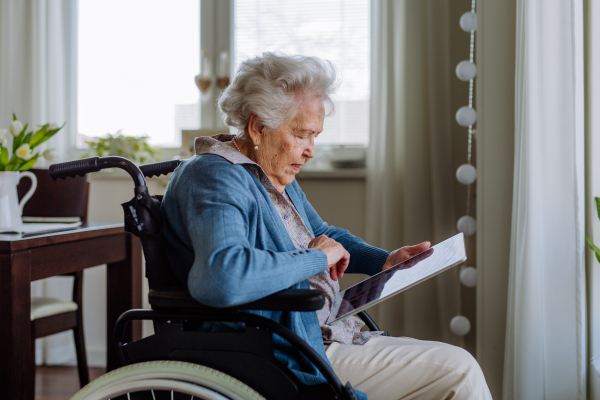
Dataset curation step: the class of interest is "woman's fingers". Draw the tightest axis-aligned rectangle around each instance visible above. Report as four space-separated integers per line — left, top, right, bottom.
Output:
337 248 350 278
407 241 431 255
329 265 338 280
308 235 333 250
307 235 350 280
382 241 432 271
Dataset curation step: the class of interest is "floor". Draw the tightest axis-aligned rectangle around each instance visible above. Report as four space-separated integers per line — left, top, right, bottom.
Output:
35 366 104 400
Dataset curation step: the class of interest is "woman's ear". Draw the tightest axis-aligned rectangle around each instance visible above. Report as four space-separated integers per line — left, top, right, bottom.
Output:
247 114 264 146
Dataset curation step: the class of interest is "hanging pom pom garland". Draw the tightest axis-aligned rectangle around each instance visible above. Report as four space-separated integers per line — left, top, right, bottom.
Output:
459 12 477 32
457 215 477 236
456 164 477 185
460 266 477 287
450 315 472 336
452 0 477 339
455 61 478 81
456 106 477 127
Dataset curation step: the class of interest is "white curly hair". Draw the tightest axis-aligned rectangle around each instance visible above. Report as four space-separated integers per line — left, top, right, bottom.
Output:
218 52 339 136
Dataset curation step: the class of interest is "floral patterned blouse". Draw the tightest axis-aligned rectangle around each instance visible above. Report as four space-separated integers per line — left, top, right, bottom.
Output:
195 134 384 345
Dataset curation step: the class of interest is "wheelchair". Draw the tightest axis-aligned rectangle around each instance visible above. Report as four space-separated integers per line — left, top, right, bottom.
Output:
49 156 385 400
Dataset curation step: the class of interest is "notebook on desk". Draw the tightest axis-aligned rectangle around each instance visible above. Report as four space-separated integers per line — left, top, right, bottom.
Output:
326 233 467 324
0 221 82 234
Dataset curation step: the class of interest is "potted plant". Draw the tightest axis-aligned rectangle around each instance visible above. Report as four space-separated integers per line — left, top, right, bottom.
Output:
83 131 162 165
0 113 63 230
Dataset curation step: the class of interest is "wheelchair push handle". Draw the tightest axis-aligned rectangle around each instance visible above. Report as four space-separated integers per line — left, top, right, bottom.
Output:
139 160 182 178
50 156 147 188
49 157 101 180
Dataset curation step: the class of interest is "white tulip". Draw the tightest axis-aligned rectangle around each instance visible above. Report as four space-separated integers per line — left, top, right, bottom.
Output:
9 120 23 137
15 143 33 160
42 149 57 161
48 123 59 131
0 129 8 140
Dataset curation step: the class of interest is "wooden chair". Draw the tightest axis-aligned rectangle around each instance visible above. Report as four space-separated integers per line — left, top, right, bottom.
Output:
18 168 90 387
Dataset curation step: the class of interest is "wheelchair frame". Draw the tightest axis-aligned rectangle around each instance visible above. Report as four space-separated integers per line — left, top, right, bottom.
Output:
50 156 382 400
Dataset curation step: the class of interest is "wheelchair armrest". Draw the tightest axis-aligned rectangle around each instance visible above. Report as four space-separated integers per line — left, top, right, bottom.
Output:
149 287 325 312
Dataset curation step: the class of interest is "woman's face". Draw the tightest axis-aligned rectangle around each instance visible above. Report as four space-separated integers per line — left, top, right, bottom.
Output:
251 96 324 192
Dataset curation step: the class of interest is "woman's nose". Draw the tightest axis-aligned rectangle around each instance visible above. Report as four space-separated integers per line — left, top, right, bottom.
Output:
304 141 315 159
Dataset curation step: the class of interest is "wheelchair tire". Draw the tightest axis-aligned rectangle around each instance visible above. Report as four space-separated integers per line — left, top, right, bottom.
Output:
70 360 265 400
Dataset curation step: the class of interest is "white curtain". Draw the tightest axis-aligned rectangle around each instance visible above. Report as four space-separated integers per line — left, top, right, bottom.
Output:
0 0 78 365
366 0 460 345
0 0 76 164
503 1 586 399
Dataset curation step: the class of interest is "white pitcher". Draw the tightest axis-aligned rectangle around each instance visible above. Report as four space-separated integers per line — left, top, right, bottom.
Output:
0 171 37 232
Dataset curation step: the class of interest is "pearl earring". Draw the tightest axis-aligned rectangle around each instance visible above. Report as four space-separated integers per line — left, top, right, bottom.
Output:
254 145 259 150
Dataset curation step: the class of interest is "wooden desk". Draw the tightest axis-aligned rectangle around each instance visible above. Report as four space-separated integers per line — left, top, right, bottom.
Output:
0 222 142 400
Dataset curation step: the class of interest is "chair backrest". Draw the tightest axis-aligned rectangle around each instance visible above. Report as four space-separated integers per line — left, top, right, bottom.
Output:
17 168 89 222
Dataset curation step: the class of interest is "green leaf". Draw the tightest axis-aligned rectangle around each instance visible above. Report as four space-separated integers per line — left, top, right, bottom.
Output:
16 153 38 171
12 113 16 121
595 197 600 220
0 147 9 167
23 131 33 145
4 154 17 171
586 235 600 264
12 123 28 153
28 124 48 148
35 122 64 148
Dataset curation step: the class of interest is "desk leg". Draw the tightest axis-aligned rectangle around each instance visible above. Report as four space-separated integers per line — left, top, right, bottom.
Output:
0 252 33 400
106 234 142 372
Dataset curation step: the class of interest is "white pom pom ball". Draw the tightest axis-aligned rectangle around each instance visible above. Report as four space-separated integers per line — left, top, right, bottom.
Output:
460 12 477 32
456 164 477 185
450 315 471 336
456 106 477 127
460 266 477 287
457 216 476 236
456 61 477 81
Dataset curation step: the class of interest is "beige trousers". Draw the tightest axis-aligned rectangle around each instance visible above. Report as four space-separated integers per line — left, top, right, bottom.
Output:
326 336 493 400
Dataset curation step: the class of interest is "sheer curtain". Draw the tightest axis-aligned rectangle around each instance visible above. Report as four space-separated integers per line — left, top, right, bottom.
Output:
366 0 459 344
503 0 586 398
0 0 77 364
0 0 76 163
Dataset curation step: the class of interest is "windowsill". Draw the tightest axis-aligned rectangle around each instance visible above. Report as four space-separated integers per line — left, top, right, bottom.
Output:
87 166 367 182
296 168 366 179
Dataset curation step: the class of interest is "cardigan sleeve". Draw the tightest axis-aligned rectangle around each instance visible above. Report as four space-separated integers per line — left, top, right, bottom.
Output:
292 181 390 276
168 158 328 307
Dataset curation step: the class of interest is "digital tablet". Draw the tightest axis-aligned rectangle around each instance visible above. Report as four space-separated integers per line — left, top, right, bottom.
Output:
326 233 467 324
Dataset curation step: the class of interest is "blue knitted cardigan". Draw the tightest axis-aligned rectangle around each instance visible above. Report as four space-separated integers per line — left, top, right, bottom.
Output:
161 153 390 399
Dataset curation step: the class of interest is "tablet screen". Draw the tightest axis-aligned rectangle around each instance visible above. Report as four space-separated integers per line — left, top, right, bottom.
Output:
326 233 466 324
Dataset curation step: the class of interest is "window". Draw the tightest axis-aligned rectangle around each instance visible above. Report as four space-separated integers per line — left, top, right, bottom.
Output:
77 0 200 147
233 0 371 146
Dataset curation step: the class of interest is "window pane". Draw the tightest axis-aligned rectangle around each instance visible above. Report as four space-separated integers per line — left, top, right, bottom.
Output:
78 0 200 147
233 0 370 145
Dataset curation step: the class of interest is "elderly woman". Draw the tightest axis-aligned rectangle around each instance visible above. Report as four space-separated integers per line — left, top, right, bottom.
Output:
162 53 492 400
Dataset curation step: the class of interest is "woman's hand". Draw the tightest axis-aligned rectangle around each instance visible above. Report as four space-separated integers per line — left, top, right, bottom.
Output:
308 235 350 281
382 241 431 271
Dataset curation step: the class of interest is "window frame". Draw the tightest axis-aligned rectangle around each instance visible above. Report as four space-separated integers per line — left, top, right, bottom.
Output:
71 0 368 171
